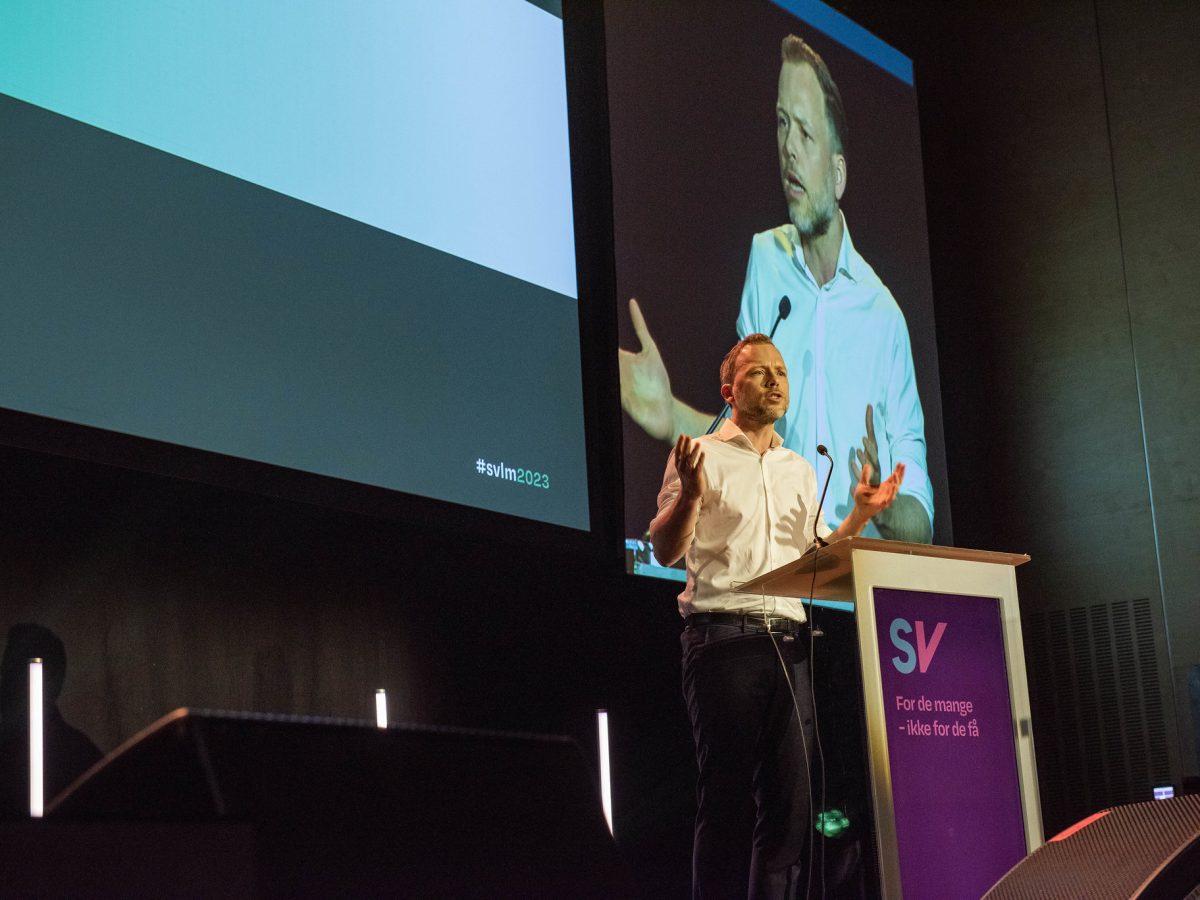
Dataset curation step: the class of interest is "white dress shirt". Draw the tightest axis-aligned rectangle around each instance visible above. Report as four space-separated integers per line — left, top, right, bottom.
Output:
656 419 832 621
737 216 932 535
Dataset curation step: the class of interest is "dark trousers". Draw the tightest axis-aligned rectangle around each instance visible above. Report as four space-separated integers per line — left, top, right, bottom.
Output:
682 623 816 900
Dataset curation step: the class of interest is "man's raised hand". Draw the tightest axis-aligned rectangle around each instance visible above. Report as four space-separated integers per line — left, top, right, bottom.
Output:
852 459 905 519
673 434 708 501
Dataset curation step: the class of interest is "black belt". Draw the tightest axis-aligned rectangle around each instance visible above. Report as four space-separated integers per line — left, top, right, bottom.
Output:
685 612 806 635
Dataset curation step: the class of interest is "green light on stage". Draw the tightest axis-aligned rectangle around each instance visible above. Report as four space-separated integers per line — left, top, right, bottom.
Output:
815 808 850 838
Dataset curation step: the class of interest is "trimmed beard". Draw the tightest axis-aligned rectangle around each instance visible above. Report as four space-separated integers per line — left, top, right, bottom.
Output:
786 168 838 238
735 396 787 428
788 192 836 238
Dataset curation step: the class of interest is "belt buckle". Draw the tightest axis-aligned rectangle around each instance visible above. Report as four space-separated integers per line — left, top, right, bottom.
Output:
753 614 780 634
765 615 795 637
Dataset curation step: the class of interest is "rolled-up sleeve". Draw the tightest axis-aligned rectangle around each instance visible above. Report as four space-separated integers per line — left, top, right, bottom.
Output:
884 314 934 528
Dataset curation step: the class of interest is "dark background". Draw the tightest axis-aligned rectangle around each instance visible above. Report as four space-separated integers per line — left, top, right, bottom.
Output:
1 0 1197 897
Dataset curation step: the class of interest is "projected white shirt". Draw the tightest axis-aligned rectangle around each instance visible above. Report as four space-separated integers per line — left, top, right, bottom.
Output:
655 419 832 621
736 217 933 536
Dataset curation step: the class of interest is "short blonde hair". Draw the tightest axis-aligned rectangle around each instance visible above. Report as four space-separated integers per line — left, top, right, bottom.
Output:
719 334 775 388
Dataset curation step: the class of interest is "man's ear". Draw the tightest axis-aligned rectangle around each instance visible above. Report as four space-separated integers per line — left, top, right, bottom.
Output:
833 155 847 201
720 383 734 407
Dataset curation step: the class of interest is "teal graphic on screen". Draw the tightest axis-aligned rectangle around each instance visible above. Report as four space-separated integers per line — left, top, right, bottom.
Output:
0 0 589 529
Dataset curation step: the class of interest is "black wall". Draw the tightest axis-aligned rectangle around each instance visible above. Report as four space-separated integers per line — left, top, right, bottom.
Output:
0 440 698 894
833 0 1200 832
1 1 1198 896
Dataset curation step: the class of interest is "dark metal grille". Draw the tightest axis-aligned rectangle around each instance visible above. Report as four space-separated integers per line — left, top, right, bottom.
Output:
1024 598 1170 834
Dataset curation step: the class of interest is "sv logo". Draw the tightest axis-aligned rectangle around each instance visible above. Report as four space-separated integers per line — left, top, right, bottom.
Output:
889 618 947 674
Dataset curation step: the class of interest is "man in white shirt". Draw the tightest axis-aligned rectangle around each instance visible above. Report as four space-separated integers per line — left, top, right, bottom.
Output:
651 333 902 899
624 34 932 544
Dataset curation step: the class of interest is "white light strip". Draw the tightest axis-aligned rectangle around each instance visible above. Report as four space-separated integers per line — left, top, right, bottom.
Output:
29 658 44 818
597 709 612 834
375 689 388 729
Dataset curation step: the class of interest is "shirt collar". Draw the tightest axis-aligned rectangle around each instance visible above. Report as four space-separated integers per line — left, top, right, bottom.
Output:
714 417 784 451
778 211 861 286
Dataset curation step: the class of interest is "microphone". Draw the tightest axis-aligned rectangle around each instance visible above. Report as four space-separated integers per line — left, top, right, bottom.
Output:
767 295 791 339
806 443 835 639
705 296 791 435
812 443 834 550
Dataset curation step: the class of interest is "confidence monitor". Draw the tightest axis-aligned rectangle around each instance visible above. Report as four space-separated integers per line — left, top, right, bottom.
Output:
48 709 630 898
0 0 611 541
984 795 1200 899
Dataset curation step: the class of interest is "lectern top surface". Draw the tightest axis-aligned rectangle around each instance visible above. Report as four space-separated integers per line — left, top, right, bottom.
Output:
732 536 1030 600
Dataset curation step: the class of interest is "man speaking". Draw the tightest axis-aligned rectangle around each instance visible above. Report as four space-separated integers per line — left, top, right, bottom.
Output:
623 34 933 544
652 333 902 898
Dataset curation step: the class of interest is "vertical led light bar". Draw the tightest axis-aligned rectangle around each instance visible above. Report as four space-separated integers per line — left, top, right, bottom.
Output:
375 689 388 729
29 658 43 818
596 709 612 834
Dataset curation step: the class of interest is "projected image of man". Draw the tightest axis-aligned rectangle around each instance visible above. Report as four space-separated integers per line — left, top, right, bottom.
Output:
621 35 933 543
651 334 903 898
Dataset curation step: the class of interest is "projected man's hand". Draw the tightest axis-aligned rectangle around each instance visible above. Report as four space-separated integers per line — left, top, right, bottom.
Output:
849 403 933 542
848 403 881 487
618 298 674 441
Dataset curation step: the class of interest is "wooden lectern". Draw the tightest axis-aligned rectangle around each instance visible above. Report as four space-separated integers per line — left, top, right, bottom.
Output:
736 537 1041 899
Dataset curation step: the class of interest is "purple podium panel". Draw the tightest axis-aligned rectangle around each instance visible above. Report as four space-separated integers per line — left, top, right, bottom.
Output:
873 587 1027 900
